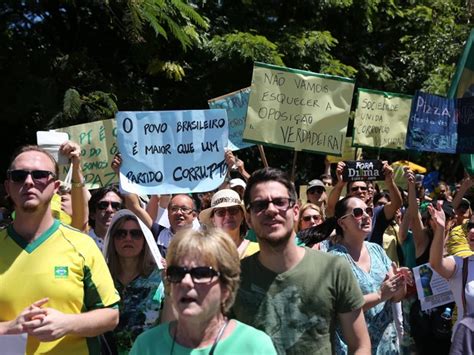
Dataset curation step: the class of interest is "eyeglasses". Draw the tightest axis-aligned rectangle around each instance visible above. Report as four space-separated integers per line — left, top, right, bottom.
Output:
166 266 220 284
340 207 373 220
302 214 321 222
114 228 143 240
308 187 324 194
169 205 194 215
247 197 295 214
351 186 368 192
213 206 242 217
7 169 55 184
97 201 122 210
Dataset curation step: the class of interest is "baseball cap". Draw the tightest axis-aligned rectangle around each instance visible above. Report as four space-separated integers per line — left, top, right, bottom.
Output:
307 179 325 192
229 178 246 190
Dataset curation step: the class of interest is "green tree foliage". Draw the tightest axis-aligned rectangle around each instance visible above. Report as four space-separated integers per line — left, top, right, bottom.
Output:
0 0 472 182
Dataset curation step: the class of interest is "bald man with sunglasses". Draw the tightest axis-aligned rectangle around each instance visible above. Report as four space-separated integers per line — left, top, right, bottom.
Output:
0 145 119 354
326 161 402 246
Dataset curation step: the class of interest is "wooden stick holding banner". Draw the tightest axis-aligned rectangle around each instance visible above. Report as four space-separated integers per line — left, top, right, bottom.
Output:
258 144 269 168
291 150 298 182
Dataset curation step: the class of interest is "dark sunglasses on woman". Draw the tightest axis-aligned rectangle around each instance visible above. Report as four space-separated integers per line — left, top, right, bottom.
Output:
166 266 220 284
114 228 143 240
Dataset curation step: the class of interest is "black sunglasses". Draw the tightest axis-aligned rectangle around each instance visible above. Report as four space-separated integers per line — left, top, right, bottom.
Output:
166 266 220 284
97 201 122 211
114 228 143 240
7 169 55 183
302 214 321 222
351 186 368 192
247 197 295 214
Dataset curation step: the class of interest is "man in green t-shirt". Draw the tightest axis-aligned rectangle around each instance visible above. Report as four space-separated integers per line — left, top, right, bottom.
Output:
233 167 370 354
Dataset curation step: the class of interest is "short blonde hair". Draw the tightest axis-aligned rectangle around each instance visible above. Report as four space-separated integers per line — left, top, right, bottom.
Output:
166 227 240 314
297 203 324 231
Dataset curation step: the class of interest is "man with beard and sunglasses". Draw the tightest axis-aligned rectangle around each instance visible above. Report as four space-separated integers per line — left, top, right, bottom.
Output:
232 167 370 354
0 145 119 354
326 161 403 247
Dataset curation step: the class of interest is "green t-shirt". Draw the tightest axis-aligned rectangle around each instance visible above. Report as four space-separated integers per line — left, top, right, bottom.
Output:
232 248 364 355
130 320 277 355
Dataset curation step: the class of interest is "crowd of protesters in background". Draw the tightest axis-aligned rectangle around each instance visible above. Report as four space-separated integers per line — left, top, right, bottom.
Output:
1 142 474 354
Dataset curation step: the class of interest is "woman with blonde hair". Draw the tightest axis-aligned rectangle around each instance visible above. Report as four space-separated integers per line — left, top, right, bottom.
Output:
297 203 324 231
131 227 276 354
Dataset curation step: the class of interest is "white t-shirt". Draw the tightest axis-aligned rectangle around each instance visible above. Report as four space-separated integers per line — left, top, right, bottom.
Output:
449 255 474 332
88 229 105 251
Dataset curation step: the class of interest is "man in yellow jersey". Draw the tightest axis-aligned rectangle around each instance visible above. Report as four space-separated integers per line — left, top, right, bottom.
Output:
0 145 120 354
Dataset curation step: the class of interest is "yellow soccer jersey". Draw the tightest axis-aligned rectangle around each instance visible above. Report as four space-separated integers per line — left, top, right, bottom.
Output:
0 220 120 355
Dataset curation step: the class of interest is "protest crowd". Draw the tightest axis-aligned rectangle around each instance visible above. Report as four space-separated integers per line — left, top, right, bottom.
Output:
1 137 474 355
2 29 474 355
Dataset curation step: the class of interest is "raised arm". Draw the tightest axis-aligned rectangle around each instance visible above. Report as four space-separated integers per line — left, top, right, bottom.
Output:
111 153 153 229
145 195 160 222
452 175 474 210
326 161 346 217
398 168 415 245
60 141 90 231
224 150 250 181
382 162 402 220
428 204 456 279
406 168 428 257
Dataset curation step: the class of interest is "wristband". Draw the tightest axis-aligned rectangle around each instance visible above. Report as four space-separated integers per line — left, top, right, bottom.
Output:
71 181 85 188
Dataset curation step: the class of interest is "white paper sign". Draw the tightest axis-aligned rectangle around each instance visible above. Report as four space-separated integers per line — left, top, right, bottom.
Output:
413 263 454 311
0 333 27 355
36 130 69 165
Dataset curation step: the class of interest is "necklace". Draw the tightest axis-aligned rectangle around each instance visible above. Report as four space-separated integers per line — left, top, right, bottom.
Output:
170 318 230 355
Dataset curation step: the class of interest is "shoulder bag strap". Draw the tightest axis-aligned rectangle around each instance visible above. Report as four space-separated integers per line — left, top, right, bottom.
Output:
462 257 469 318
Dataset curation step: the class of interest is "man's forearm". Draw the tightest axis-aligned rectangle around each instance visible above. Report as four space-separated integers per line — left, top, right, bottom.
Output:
0 320 14 335
68 308 119 337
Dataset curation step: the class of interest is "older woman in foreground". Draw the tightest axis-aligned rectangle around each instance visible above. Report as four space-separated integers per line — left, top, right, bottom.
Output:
130 227 277 354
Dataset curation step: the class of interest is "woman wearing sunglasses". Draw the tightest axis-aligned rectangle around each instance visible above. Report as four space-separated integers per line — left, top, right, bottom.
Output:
297 203 324 232
199 189 259 259
301 196 410 354
103 209 165 354
130 227 276 354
